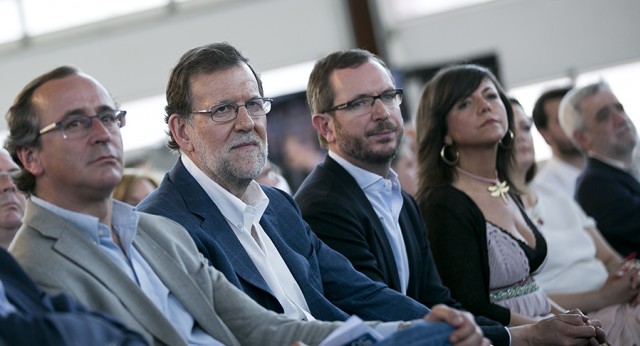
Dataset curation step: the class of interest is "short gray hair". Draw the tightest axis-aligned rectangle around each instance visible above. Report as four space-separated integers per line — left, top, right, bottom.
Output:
558 81 612 150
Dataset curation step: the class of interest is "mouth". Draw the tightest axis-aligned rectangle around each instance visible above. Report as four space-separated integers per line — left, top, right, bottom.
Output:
0 201 20 210
481 118 499 127
366 122 399 138
92 155 119 164
231 140 259 150
616 124 634 136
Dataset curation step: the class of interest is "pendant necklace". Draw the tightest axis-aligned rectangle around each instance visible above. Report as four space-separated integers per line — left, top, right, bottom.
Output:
456 167 510 204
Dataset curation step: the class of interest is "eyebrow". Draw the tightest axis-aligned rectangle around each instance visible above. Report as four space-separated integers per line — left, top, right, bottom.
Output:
481 86 496 93
62 105 115 117
346 89 396 100
212 95 262 106
594 104 613 120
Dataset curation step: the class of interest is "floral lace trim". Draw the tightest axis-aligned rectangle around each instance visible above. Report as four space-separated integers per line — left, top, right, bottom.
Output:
489 276 539 303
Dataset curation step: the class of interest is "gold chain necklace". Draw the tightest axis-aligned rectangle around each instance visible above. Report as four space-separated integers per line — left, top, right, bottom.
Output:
456 167 510 204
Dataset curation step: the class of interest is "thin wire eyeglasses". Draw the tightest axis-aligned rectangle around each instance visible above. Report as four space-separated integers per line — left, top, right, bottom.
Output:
192 98 274 123
38 110 127 140
322 89 403 115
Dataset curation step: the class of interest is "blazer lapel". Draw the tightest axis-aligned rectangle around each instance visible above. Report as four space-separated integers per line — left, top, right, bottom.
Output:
322 156 402 289
171 161 274 295
259 209 323 290
133 229 239 346
25 201 187 346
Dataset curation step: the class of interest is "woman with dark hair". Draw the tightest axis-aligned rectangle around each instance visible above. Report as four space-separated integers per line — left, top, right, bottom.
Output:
510 99 640 345
414 64 560 327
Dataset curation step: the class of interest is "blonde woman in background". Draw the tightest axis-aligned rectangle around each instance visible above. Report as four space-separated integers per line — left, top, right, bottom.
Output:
113 168 159 206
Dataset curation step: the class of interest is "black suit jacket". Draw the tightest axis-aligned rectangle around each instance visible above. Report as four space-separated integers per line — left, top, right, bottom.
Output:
0 247 146 345
576 157 640 258
295 155 508 346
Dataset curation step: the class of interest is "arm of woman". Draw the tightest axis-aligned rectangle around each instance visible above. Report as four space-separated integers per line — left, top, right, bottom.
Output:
547 268 638 311
420 187 512 326
585 225 623 273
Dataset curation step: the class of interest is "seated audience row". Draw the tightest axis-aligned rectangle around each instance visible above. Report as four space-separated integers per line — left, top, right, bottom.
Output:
512 98 640 344
3 42 627 345
6 45 483 346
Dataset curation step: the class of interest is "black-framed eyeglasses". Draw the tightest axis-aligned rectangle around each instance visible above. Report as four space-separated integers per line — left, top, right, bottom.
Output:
0 169 19 180
323 89 403 115
38 110 127 140
192 97 274 123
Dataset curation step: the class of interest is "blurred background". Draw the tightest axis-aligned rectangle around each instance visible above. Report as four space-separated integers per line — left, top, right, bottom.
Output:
1 0 638 192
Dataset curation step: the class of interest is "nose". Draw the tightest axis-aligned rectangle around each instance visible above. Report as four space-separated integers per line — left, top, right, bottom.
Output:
479 99 492 114
88 117 114 142
0 174 17 193
371 98 390 120
612 108 629 124
234 106 255 131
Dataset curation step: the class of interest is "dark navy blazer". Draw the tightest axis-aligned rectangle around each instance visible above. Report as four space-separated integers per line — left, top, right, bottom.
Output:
0 247 146 345
137 159 430 322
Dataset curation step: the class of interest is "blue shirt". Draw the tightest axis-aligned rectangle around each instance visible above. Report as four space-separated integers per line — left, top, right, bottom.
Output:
328 151 410 294
31 196 222 346
0 280 17 317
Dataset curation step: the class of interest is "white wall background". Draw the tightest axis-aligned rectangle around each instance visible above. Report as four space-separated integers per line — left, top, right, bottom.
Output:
0 0 639 158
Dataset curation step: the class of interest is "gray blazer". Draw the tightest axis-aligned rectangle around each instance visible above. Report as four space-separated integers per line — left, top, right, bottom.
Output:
9 200 341 346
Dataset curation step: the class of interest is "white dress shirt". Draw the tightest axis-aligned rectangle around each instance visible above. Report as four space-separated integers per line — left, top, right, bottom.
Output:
328 151 410 294
181 155 314 321
533 156 582 198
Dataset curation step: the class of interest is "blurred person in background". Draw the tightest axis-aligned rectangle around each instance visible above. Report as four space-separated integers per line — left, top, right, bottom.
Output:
559 81 640 259
531 87 584 196
0 148 25 249
391 127 418 196
113 168 159 206
512 98 640 345
256 160 292 194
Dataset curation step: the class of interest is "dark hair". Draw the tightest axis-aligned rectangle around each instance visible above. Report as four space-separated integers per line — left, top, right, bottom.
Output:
414 64 516 205
509 97 537 183
165 42 263 151
4 66 80 195
531 86 571 130
307 49 393 148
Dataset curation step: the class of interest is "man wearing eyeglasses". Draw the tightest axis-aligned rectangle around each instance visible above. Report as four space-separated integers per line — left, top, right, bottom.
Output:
5 65 473 346
0 148 25 249
138 42 490 346
294 49 609 346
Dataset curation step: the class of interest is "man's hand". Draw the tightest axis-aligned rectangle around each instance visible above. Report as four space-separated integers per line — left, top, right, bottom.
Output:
509 309 609 345
423 304 489 346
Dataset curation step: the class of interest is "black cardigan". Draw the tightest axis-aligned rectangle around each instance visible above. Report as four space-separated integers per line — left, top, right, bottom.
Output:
419 185 547 325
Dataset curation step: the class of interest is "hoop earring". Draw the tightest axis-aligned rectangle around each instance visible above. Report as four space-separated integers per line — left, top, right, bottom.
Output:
499 130 514 149
440 144 459 166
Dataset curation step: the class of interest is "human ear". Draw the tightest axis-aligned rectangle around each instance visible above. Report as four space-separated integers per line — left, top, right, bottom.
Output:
16 146 44 176
311 113 336 144
573 131 589 152
168 114 194 153
443 135 453 145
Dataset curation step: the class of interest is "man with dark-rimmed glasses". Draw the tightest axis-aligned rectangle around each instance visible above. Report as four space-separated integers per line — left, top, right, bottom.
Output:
296 48 609 346
138 42 489 346
7 64 466 346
